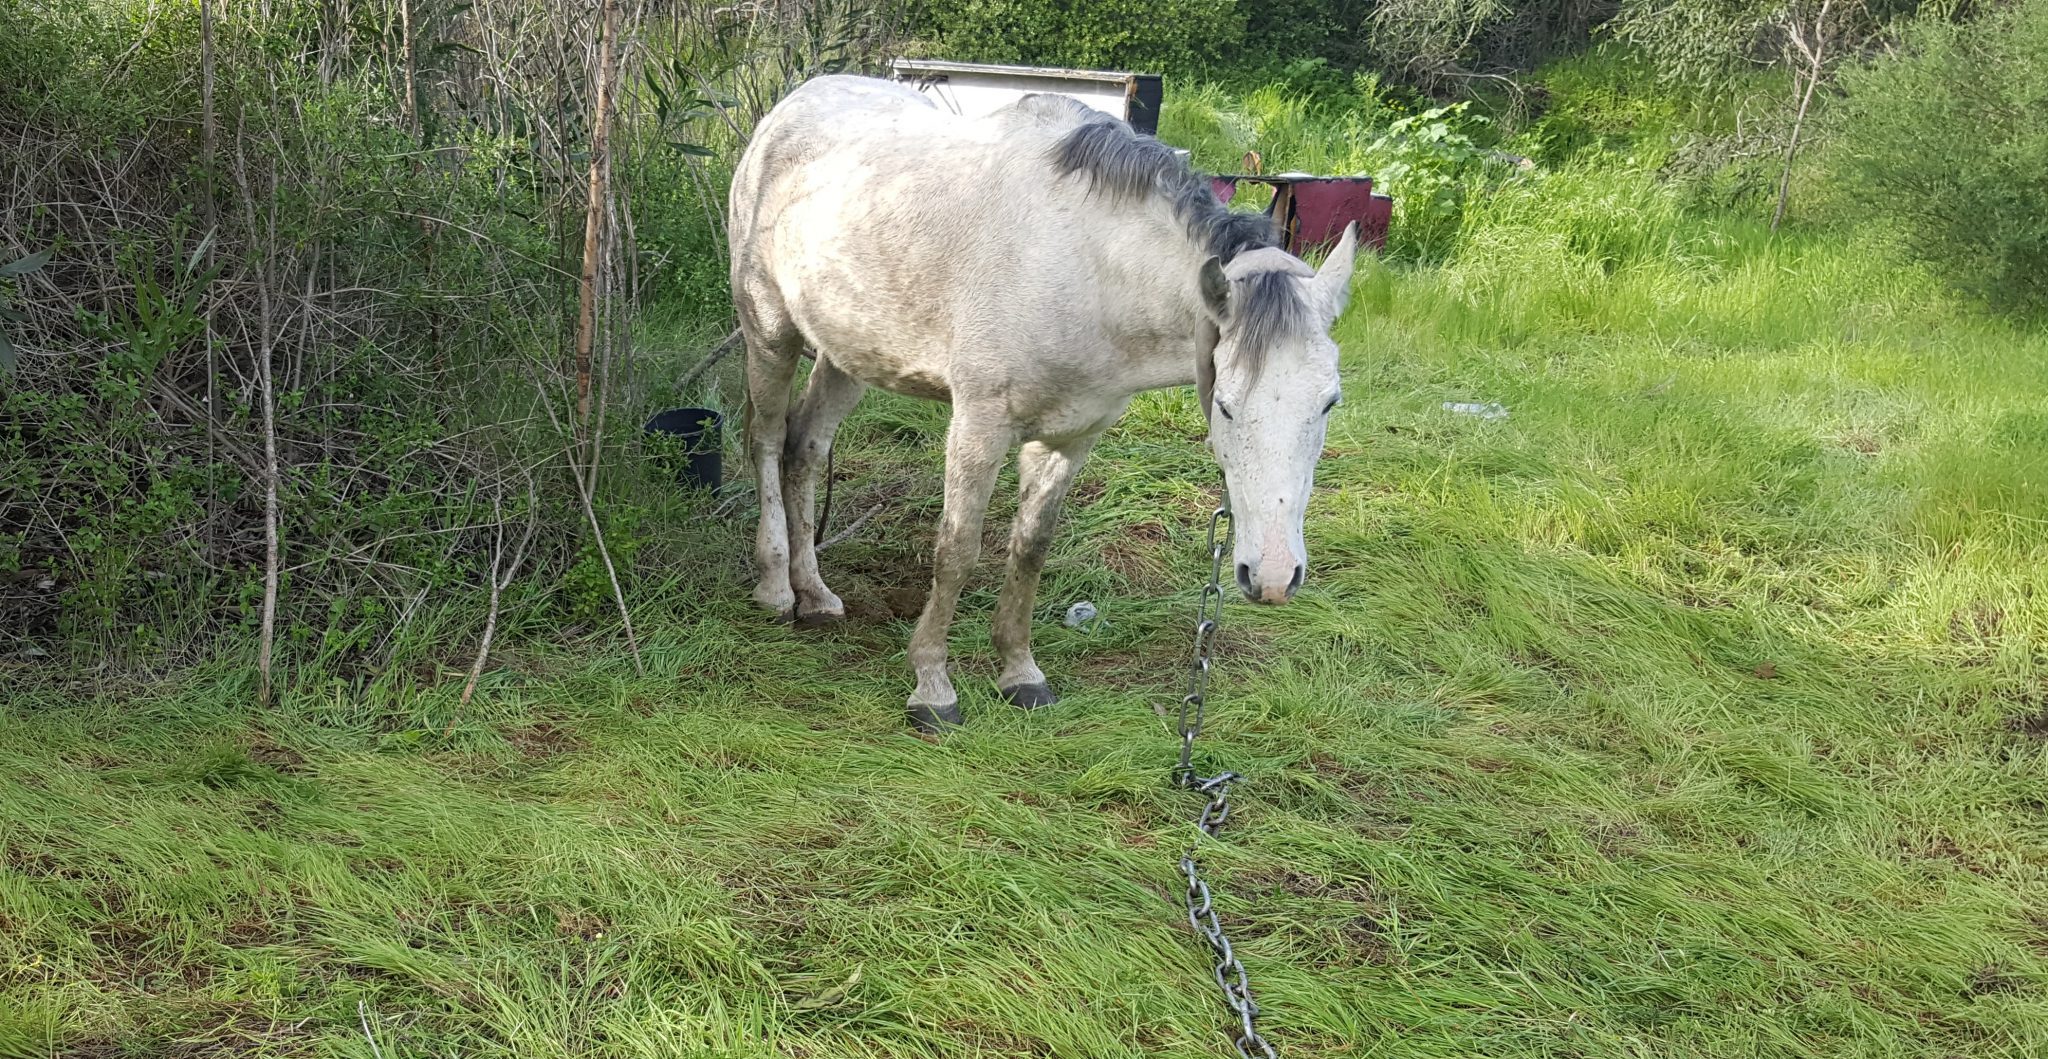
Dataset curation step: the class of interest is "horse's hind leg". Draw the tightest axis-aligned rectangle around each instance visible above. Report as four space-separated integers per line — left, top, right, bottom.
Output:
992 433 1099 708
741 309 804 617
782 356 866 624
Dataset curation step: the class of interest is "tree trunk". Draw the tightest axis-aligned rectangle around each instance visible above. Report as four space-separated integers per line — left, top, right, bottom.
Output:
400 0 419 141
199 0 216 181
234 128 283 708
574 0 618 429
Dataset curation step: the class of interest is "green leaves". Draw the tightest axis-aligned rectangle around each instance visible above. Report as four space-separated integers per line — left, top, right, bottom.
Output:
1359 102 1514 255
0 247 51 376
644 57 736 162
93 236 218 380
0 249 51 278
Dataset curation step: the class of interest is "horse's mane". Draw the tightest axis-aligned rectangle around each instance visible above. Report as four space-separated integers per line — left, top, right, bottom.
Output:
1043 103 1311 363
1046 107 1277 263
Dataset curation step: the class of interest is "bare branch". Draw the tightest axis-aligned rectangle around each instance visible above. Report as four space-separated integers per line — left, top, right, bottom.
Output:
674 328 742 395
819 503 885 550
231 115 284 708
459 481 539 708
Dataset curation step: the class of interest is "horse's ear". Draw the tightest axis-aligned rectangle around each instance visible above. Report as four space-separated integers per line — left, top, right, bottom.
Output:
1196 319 1219 422
1314 222 1359 320
1198 256 1230 322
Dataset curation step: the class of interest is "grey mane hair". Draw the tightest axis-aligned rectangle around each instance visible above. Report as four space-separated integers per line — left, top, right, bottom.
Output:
1047 111 1314 381
1050 115 1280 262
1229 268 1316 374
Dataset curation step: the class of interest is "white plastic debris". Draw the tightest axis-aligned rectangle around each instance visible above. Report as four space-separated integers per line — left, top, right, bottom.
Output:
1064 601 1099 628
1442 401 1509 420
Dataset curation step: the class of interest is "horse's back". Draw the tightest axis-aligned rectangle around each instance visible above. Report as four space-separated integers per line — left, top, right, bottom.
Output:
731 76 967 218
731 75 1177 420
732 77 1092 398
761 73 938 126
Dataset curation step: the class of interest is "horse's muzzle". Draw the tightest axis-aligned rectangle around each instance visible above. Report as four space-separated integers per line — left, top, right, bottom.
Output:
1238 562 1303 605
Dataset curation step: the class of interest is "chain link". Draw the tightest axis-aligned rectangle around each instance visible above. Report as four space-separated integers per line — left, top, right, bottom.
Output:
1172 504 1277 1059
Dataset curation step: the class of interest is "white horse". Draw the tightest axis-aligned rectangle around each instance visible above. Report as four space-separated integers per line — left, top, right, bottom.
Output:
729 75 1357 730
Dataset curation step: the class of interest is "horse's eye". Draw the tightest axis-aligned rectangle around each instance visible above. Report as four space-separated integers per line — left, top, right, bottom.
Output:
1217 402 1234 421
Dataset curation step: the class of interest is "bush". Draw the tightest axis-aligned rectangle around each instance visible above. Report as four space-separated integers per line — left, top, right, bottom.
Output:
1524 45 1690 167
1409 156 1956 356
1819 0 2048 315
905 0 1609 89
904 0 1245 74
0 0 867 669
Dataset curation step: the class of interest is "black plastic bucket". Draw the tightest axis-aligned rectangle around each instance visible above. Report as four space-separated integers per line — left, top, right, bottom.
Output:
645 407 723 493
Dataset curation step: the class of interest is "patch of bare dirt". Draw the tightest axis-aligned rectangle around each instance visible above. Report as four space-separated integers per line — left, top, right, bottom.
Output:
1235 866 1400 963
1901 831 1990 876
244 733 308 775
883 585 925 619
1948 600 2005 645
1967 964 2025 997
936 1022 1055 1057
552 905 609 942
501 719 585 759
4 845 82 879
2005 691 2048 740
1589 818 1647 860
1100 520 1171 589
221 916 281 948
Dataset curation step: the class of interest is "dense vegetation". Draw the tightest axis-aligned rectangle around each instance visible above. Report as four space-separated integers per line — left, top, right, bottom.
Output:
5 0 2044 666
3 1 2046 1056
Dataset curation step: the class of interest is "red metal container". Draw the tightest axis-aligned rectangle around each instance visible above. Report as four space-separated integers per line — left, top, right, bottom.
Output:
1208 174 1393 254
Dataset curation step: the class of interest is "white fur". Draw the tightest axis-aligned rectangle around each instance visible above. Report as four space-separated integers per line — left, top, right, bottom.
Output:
729 75 1355 719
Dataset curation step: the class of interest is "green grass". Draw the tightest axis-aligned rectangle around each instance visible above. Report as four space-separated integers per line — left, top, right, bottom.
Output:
6 171 2048 1057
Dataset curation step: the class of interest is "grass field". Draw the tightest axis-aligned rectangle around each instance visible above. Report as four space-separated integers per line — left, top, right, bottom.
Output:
5 167 2048 1057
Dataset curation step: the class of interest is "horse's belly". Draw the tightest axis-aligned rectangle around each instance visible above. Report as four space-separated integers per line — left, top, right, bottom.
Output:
776 208 963 402
794 302 954 402
830 343 953 402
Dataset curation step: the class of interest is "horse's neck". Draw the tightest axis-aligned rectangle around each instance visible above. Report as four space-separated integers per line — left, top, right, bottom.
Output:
1087 215 1213 393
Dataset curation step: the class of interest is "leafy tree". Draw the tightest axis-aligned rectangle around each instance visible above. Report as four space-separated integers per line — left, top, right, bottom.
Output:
1820 0 2048 313
904 0 1245 73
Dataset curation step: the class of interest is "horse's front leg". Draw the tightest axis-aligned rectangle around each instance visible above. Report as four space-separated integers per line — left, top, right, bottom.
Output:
992 434 1099 708
905 408 1014 731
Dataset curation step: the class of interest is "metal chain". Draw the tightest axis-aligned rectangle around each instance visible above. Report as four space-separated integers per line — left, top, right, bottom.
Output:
1172 504 1277 1059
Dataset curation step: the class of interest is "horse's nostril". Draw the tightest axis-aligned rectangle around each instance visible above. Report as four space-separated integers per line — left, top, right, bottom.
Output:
1236 562 1254 596
1288 564 1305 594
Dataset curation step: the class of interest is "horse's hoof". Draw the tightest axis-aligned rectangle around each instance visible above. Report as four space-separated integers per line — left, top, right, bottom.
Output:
907 700 964 734
754 585 797 616
1001 683 1058 709
793 608 844 629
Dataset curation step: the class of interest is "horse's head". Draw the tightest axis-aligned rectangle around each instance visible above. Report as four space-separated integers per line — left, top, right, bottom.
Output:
1195 223 1358 605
